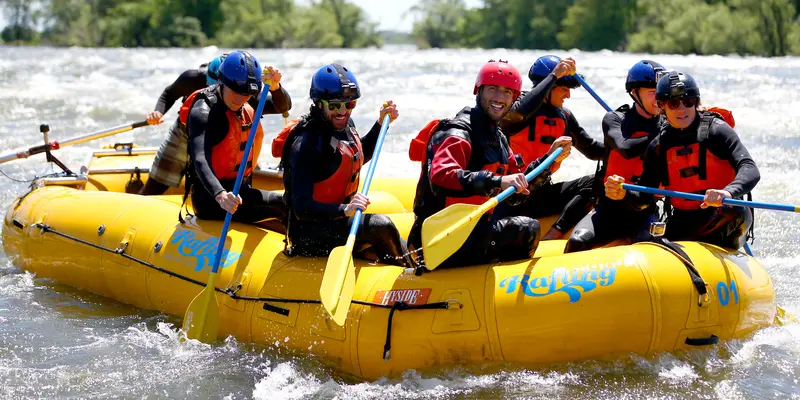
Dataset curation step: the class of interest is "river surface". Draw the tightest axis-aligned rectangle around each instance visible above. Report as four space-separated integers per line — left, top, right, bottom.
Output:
0 45 799 399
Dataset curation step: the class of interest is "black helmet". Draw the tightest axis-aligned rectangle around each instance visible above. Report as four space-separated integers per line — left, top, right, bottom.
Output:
656 71 700 101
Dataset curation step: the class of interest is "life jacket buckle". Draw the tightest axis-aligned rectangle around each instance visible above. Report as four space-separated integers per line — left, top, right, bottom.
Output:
540 136 556 144
649 221 666 238
679 166 701 178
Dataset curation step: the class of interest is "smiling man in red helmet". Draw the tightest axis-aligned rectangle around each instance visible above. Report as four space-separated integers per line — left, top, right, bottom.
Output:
407 60 571 269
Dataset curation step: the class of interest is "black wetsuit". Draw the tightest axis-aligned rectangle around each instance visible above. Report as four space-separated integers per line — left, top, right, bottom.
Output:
498 96 604 234
625 112 760 249
141 67 291 195
153 67 292 116
187 86 286 224
565 105 662 253
282 107 409 266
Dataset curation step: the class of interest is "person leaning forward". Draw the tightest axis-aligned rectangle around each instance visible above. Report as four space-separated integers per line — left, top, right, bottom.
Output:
140 53 291 195
185 50 286 226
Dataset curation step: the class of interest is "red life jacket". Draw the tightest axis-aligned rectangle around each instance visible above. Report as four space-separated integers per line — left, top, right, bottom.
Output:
271 119 301 158
604 130 650 183
509 115 565 166
276 118 364 205
409 113 512 209
179 88 264 180
664 111 737 210
312 130 363 204
603 105 654 184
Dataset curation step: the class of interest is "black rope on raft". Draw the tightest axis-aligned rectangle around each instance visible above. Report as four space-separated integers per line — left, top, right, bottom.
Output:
32 223 461 359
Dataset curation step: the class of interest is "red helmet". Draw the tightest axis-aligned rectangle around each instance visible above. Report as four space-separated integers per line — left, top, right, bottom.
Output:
473 60 522 99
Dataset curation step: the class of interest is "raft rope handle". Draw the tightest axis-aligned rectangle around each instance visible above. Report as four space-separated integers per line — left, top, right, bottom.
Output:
382 299 460 361
32 222 459 358
638 238 709 307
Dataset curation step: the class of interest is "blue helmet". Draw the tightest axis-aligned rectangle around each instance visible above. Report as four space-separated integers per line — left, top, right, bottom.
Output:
206 54 227 86
528 55 580 88
625 60 665 92
218 51 262 96
310 63 360 102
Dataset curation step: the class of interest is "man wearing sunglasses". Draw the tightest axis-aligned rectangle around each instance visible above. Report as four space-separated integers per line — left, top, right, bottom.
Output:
605 71 759 249
498 55 605 241
277 63 413 267
139 53 291 196
566 60 665 253
407 60 570 269
185 51 287 226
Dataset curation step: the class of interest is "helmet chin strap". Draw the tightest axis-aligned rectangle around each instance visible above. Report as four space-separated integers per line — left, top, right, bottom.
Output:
630 89 656 118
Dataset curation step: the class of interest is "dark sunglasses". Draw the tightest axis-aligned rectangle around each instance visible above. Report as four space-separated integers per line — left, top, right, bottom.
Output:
663 97 698 110
321 99 357 111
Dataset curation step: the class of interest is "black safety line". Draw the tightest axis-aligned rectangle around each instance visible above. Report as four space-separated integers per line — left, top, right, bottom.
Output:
32 222 459 359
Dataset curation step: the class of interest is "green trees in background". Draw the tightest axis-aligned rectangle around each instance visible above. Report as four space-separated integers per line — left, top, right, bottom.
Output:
411 0 800 56
0 0 382 48
2 0 800 55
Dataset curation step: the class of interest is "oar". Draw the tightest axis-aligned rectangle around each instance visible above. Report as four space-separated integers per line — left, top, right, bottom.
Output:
574 74 612 112
623 184 796 256
181 88 271 342
0 120 151 164
421 147 564 271
621 184 799 213
320 113 392 326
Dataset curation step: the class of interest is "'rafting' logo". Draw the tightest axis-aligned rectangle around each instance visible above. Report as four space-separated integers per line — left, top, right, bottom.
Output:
498 261 622 303
166 229 243 272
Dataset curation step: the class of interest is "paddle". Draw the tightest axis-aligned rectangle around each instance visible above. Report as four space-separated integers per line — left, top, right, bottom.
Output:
421 147 564 271
574 74 612 112
0 120 151 165
620 184 799 213
181 87 271 342
320 113 392 326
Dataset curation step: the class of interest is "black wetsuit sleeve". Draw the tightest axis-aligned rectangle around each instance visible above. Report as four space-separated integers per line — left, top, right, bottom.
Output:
567 110 605 161
289 132 347 220
624 139 666 209
154 69 207 114
360 121 382 163
501 74 558 135
603 111 652 158
707 122 760 197
188 101 226 197
246 85 293 115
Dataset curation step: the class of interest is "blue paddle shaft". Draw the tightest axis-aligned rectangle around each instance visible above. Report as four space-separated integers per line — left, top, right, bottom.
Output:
495 147 563 203
209 87 271 274
347 114 392 237
575 75 612 112
621 183 798 213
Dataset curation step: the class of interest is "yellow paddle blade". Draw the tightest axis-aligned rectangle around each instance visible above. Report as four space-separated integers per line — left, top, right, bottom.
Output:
182 272 220 342
328 264 356 326
776 305 799 326
421 199 498 270
320 235 357 318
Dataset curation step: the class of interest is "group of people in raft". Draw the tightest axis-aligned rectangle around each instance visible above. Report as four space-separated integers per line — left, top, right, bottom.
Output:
139 50 758 270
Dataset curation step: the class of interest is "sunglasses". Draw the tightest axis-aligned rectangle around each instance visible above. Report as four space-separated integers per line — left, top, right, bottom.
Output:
321 99 357 111
663 97 698 110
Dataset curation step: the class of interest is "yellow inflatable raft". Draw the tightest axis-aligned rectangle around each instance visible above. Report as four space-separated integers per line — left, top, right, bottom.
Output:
1 145 778 380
